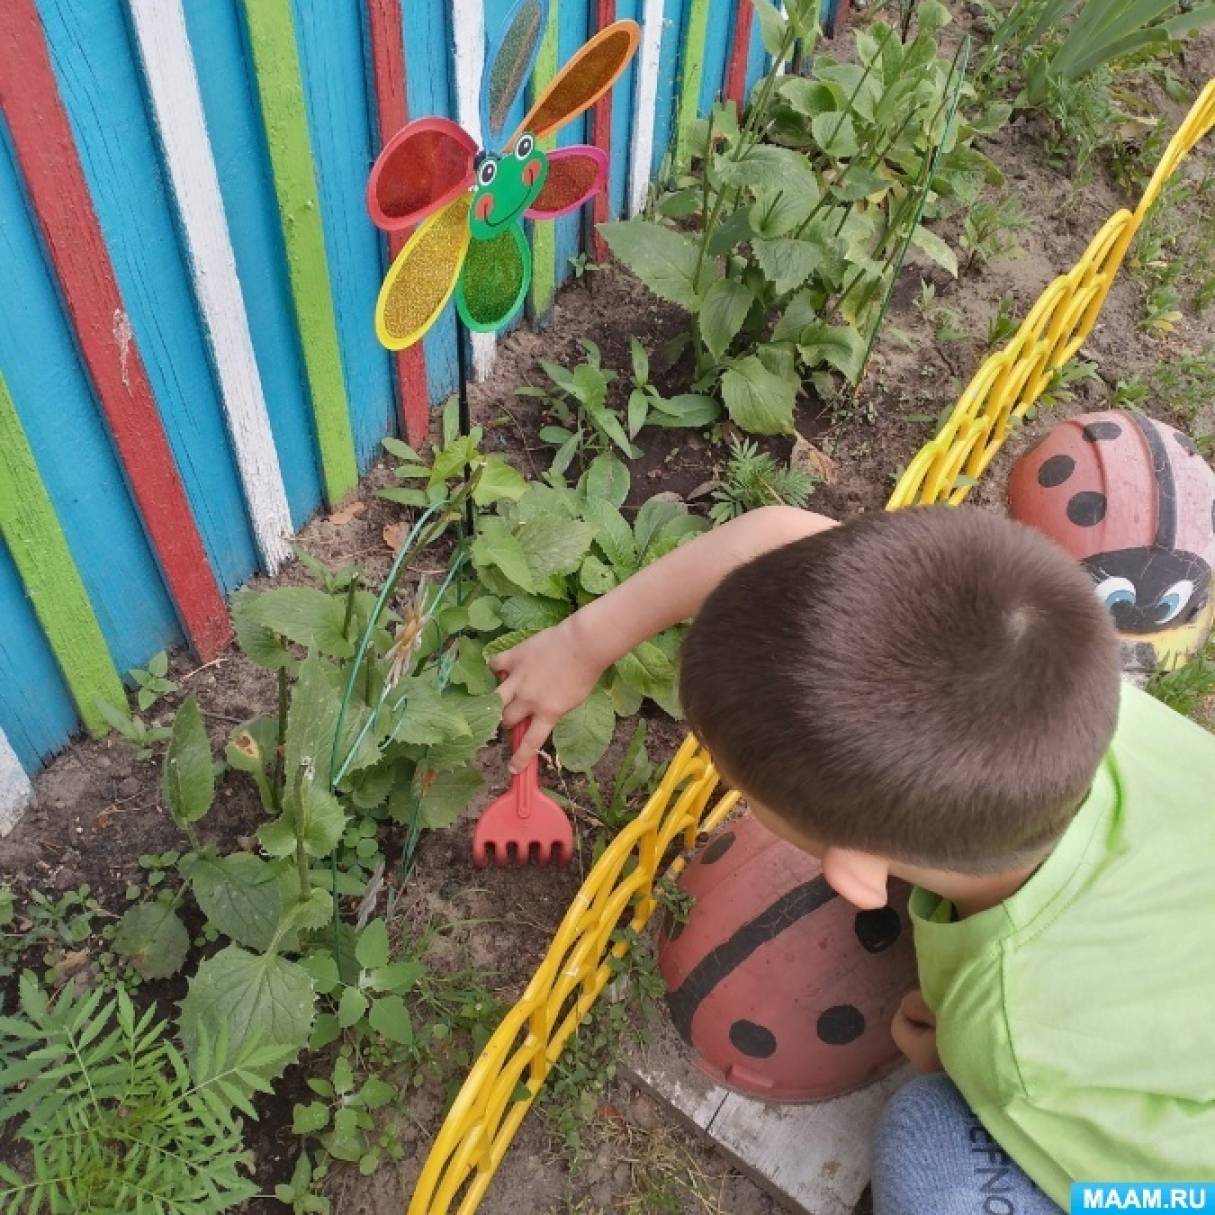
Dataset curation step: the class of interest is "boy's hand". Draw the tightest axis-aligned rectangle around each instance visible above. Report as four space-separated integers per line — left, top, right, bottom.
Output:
489 620 602 773
891 989 942 1074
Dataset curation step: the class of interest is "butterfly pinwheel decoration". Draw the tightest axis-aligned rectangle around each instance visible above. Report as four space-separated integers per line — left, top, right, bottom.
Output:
367 0 639 350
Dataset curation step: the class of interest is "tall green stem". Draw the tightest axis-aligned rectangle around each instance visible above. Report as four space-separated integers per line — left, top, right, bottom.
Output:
272 664 288 814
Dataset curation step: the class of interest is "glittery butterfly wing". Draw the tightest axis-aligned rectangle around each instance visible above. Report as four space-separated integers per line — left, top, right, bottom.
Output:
366 117 477 231
525 145 608 218
375 196 472 350
511 19 640 144
455 224 532 333
481 0 550 152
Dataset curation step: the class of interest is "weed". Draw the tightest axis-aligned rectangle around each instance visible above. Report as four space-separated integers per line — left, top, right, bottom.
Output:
129 649 178 711
625 337 721 437
708 437 817 524
916 280 967 344
93 696 171 760
1114 348 1215 426
568 252 607 285
1039 359 1100 408
985 290 1019 349
961 195 1034 271
1141 282 1184 335
1147 644 1215 721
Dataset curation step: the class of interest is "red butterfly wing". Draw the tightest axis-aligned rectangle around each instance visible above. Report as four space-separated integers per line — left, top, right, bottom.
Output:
367 117 476 231
525 146 607 219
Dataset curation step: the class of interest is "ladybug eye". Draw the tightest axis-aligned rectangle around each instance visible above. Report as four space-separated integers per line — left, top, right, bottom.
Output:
1095 575 1136 612
515 133 534 159
1155 579 1196 624
477 158 498 187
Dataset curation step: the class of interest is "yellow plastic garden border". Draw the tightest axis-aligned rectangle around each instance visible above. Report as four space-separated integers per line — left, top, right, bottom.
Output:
408 80 1215 1215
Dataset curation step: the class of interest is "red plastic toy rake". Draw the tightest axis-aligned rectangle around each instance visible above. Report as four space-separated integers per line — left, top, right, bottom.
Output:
472 719 573 867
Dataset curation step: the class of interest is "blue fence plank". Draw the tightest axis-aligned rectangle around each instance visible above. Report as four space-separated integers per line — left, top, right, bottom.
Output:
698 0 732 117
185 0 323 529
403 0 460 407
0 116 179 676
555 0 590 286
37 0 258 594
746 5 767 96
0 542 80 773
652 0 686 181
292 0 395 468
609 0 640 223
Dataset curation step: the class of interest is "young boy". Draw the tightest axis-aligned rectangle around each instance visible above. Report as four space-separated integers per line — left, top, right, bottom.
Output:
491 504 1215 1213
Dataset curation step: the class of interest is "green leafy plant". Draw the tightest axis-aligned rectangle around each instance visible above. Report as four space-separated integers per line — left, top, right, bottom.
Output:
129 649 178 711
960 194 1034 270
708 437 817 524
916 279 967 343
986 289 1019 348
92 696 171 760
517 339 637 475
1115 347 1215 425
1147 643 1215 720
600 6 985 433
0 975 288 1213
625 337 722 438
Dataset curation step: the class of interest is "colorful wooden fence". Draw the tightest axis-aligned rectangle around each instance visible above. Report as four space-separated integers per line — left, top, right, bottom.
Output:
0 0 793 821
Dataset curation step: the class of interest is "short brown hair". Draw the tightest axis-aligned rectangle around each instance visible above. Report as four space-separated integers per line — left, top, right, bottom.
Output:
680 506 1120 873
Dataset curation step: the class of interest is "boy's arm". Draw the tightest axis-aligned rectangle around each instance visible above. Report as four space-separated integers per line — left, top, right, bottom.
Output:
490 504 836 770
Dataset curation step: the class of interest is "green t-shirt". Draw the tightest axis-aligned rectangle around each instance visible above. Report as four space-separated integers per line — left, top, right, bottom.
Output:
911 682 1215 1204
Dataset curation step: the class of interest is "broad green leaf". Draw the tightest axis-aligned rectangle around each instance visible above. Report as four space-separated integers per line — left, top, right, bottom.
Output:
472 517 536 592
368 995 413 1046
752 0 788 55
246 588 354 658
356 919 389 970
609 675 644 717
285 656 377 791
553 685 614 773
114 903 189 979
581 394 638 459
473 455 528 506
917 0 951 32
580 555 618 595
225 716 277 811
382 436 421 461
418 766 483 828
293 1102 330 1134
614 642 676 698
814 62 881 124
467 596 503 632
186 852 285 952
598 221 704 310
716 145 819 197
773 288 822 343
650 394 721 428
180 945 316 1078
721 355 797 435
390 678 472 747
498 595 567 631
627 388 650 437
634 496 685 556
778 77 836 118
910 224 959 278
832 166 889 203
338 986 368 1029
376 486 430 508
583 499 637 574
797 322 867 382
751 237 823 294
699 279 754 360
231 591 296 671
163 695 215 828
811 111 860 159
292 783 347 858
516 515 594 579
583 454 630 508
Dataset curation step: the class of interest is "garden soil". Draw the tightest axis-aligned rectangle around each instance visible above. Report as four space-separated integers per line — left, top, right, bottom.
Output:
3 25 1213 1215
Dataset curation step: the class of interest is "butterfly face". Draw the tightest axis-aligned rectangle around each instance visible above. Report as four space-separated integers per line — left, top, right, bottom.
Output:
470 133 549 240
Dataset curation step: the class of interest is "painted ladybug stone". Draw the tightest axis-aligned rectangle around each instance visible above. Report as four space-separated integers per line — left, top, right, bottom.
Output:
1008 410 1215 674
658 812 916 1104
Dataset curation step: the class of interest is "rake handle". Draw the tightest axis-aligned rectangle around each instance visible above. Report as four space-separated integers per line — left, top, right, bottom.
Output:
508 719 538 820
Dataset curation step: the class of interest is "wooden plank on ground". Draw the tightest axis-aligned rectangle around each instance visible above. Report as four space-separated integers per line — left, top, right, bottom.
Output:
624 1016 908 1214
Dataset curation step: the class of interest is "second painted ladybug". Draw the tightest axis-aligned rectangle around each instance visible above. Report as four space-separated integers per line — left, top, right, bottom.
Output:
658 812 916 1103
1008 410 1215 674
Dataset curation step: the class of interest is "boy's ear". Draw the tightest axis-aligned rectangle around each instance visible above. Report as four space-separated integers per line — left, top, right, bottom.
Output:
821 848 890 910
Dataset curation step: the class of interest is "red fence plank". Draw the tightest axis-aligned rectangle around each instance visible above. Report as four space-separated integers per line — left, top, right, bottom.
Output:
589 0 615 262
0 0 231 660
724 0 753 107
366 0 431 448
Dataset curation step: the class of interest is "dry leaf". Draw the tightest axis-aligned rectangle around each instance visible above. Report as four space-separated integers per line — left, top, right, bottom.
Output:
791 434 837 484
329 500 367 525
383 521 409 551
49 949 90 984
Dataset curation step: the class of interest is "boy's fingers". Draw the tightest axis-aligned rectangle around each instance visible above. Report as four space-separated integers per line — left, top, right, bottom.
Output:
495 674 517 706
510 716 552 773
488 650 513 675
501 698 531 729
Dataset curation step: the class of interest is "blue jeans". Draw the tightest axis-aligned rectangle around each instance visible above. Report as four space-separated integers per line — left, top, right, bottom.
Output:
871 1074 1064 1215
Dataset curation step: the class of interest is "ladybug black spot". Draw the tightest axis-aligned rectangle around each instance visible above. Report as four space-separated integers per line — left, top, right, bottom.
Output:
700 832 736 865
1175 431 1198 457
1066 491 1107 527
729 1019 777 1058
1083 421 1123 442
854 906 902 953
1037 454 1075 488
817 1004 865 1045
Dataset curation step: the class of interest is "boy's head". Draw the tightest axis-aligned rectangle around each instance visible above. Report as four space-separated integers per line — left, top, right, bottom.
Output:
680 505 1120 884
